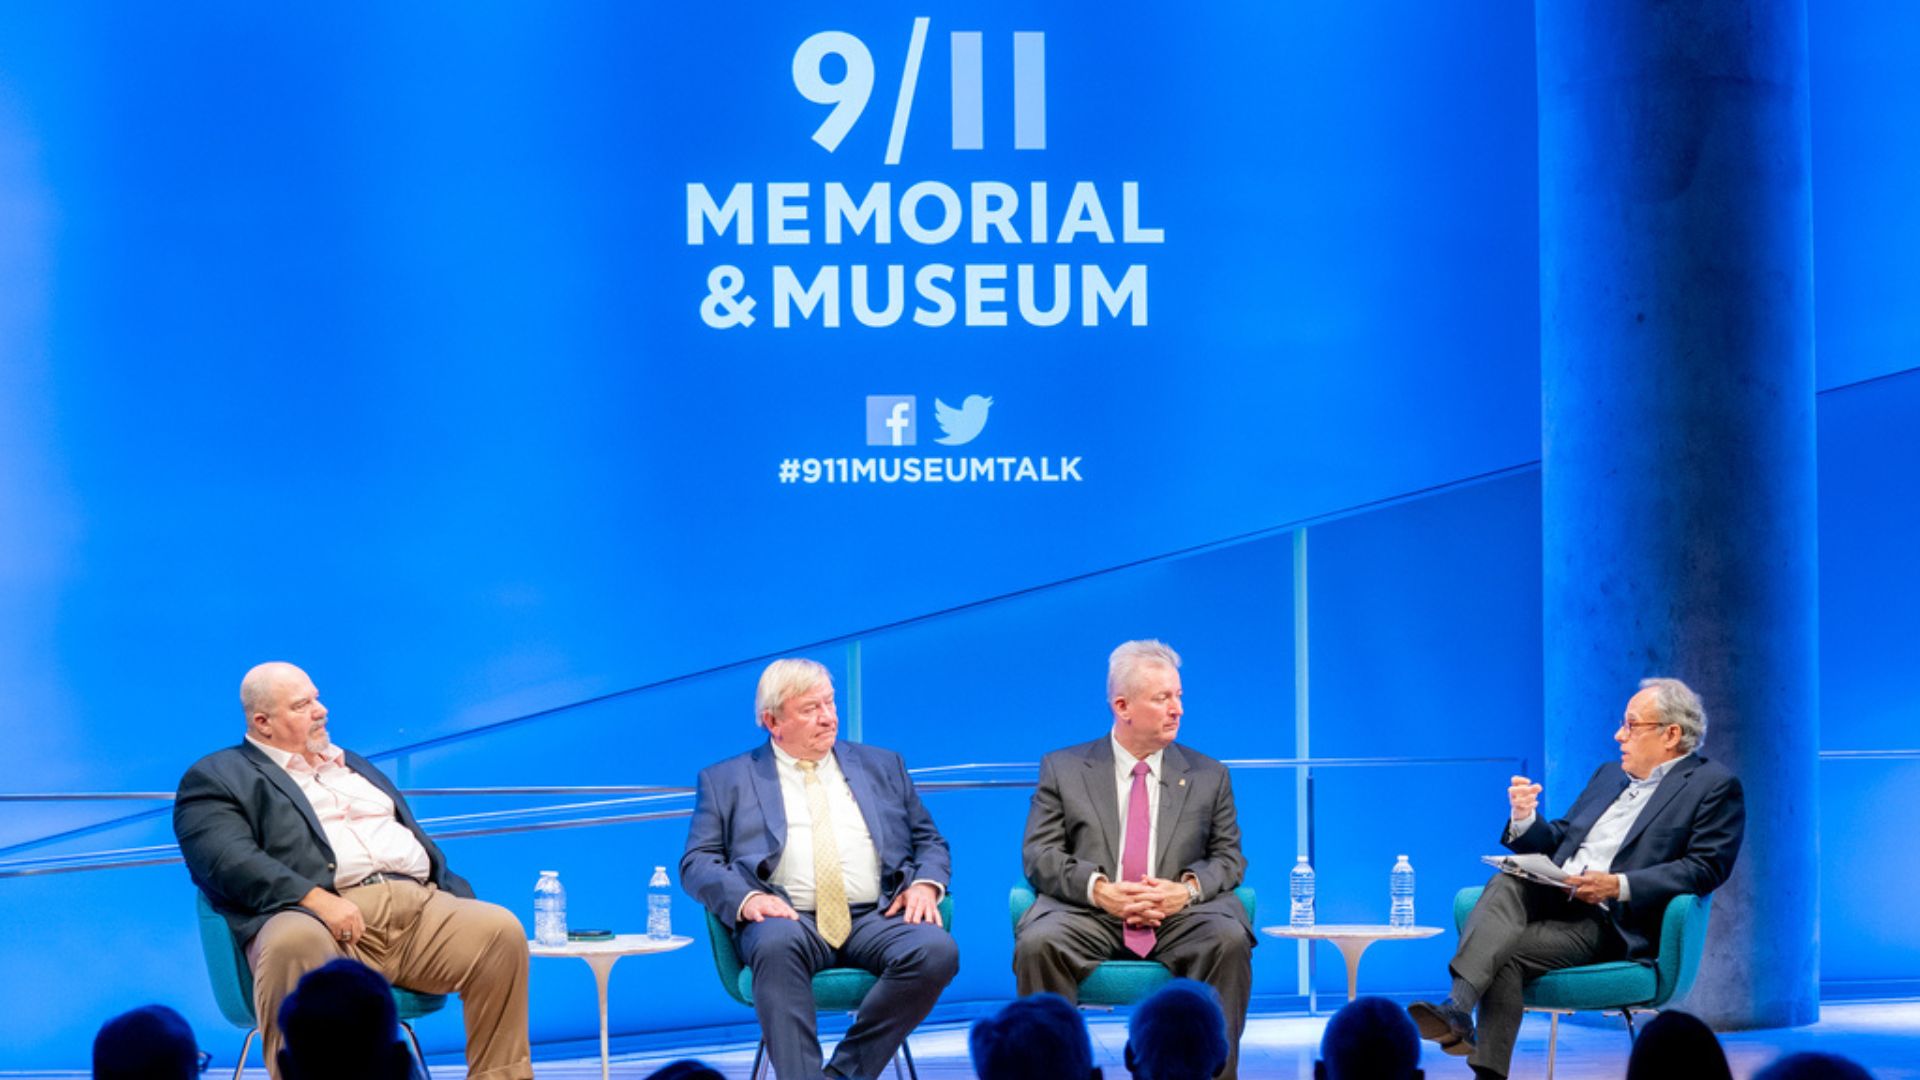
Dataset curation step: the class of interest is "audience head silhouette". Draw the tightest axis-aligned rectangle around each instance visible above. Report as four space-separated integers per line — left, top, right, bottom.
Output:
1625 1010 1731 1080
971 992 1099 1080
1125 979 1229 1080
643 1061 726 1080
276 958 415 1080
1754 1051 1877 1080
1313 995 1423 1080
93 1004 201 1080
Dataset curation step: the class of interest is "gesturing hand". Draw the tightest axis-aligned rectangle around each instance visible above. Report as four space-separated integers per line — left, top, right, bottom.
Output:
1509 775 1543 821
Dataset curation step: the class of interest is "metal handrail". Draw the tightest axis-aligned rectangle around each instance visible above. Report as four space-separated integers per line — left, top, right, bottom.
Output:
0 753 1531 880
7 747 1907 880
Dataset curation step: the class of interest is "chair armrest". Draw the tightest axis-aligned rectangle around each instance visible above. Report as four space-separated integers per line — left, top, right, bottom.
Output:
194 891 260 1028
1653 893 1710 1006
1454 886 1483 933
1233 886 1256 924
703 910 750 1006
1009 883 1037 931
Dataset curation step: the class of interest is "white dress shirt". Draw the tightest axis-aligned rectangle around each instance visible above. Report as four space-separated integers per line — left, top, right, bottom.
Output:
1509 754 1691 902
247 736 431 890
1087 734 1168 904
766 742 883 911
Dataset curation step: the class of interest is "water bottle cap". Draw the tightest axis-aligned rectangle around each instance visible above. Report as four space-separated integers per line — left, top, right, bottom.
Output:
655 865 666 873
540 870 558 876
1297 855 1309 862
1397 854 1409 861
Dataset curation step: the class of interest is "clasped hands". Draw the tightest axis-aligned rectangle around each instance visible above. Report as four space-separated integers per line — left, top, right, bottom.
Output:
1093 875 1191 928
739 881 944 926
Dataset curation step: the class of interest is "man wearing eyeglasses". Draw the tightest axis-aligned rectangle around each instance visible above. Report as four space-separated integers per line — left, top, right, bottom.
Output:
1407 677 1746 1080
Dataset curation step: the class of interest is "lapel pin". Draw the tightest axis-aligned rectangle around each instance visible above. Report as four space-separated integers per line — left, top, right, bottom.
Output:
1179 778 1187 787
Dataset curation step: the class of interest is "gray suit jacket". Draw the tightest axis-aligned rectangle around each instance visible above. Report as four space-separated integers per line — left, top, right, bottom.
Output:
1019 736 1248 931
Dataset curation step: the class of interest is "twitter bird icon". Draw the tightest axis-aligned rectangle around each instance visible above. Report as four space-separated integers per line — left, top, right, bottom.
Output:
934 395 994 445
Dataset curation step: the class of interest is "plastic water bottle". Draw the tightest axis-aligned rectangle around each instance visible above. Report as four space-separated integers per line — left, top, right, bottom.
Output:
1289 855 1315 928
647 865 673 940
1390 854 1416 928
534 871 567 946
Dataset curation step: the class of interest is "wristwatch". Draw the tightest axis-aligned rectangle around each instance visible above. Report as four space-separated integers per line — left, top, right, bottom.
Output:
1183 879 1202 905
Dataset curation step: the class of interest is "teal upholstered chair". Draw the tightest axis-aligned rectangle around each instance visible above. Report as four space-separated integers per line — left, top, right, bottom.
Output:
1007 882 1257 1006
703 894 955 1080
1451 885 1712 1080
194 891 445 1080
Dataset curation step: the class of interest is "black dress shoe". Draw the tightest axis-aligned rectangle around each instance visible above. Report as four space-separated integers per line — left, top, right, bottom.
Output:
1407 1000 1476 1055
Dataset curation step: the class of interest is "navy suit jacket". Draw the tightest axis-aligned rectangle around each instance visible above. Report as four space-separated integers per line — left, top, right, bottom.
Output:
1503 753 1745 961
174 742 473 945
680 740 951 931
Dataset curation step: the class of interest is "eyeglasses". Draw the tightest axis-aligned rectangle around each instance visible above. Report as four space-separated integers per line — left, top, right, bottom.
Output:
1618 721 1671 737
197 1050 213 1073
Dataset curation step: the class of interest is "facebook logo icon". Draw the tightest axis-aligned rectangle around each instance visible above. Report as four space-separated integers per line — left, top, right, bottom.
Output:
865 395 917 446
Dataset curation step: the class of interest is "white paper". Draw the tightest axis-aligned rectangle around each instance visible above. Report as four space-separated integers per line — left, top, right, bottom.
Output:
1481 853 1570 883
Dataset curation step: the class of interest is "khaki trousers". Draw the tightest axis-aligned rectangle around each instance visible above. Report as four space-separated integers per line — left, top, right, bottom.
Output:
246 878 532 1080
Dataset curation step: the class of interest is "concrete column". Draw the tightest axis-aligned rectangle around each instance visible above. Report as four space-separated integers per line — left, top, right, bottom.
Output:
1537 0 1819 1028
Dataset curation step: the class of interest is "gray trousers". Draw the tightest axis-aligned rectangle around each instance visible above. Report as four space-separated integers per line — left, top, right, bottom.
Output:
1451 872 1622 1078
735 904 959 1080
1013 905 1254 1080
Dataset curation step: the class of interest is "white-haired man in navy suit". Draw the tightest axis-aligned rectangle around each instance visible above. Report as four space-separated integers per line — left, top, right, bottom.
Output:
681 658 958 1080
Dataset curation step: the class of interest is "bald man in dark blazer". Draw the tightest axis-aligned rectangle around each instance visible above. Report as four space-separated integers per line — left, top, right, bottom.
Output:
175 662 530 1080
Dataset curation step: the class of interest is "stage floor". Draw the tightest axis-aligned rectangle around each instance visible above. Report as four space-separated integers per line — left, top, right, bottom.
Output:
519 1000 1920 1080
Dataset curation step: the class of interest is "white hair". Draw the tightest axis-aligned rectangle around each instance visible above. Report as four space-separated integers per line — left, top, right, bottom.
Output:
1639 677 1708 753
1108 639 1182 701
755 658 832 728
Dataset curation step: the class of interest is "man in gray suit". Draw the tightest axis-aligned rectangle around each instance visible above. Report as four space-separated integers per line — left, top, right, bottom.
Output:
1015 640 1255 1080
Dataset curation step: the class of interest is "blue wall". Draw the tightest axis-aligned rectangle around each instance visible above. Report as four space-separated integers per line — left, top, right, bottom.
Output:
2 0 1919 1070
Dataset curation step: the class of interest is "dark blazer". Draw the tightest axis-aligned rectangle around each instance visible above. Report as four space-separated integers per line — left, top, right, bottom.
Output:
1019 737 1249 932
680 740 951 931
174 742 473 945
1503 753 1745 961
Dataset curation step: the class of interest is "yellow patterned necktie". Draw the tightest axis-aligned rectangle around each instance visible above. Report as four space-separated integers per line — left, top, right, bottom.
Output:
799 759 852 948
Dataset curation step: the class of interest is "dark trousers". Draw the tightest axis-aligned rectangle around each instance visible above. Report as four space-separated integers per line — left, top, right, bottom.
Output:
1451 872 1623 1078
1012 904 1254 1080
735 904 959 1080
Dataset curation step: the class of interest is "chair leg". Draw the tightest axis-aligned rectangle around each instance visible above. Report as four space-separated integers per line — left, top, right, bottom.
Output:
1546 1012 1560 1080
401 1019 431 1079
750 1039 768 1080
234 1028 258 1080
900 1038 919 1080
1623 1008 1639 1042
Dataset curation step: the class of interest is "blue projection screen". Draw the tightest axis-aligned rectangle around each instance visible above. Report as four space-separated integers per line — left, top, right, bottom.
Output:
0 3 1554 1067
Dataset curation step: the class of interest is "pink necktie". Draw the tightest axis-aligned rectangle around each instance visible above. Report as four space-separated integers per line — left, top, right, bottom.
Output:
1122 760 1155 957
